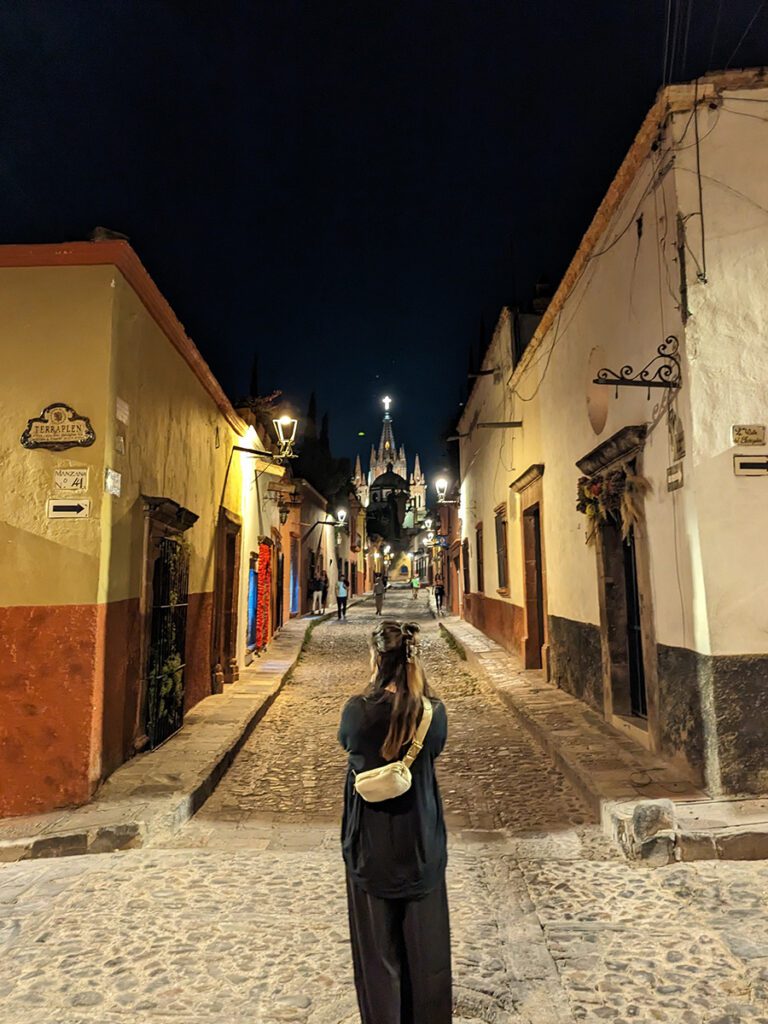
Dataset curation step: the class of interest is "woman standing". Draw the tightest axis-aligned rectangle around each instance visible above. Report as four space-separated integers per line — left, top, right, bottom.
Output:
338 621 452 1024
373 574 386 615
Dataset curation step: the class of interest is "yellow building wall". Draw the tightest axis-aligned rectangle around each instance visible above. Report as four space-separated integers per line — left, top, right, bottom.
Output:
0 264 115 608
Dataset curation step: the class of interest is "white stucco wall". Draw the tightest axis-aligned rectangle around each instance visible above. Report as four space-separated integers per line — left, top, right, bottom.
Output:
671 87 768 655
459 314 522 604
459 79 768 660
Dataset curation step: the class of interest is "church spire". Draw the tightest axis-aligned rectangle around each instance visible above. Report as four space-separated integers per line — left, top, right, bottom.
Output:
377 395 396 461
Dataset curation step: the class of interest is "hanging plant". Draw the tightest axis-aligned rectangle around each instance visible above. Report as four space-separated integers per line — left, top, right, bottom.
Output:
576 465 652 544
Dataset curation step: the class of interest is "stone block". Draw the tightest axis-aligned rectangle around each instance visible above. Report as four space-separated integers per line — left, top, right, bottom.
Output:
30 832 88 858
631 799 676 842
636 829 676 866
715 829 768 861
677 830 717 862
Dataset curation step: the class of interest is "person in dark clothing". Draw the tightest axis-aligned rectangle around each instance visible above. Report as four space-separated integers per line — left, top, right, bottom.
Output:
338 621 451 1024
434 575 445 615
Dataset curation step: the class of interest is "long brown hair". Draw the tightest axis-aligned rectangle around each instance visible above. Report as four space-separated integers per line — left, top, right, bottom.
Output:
367 620 432 759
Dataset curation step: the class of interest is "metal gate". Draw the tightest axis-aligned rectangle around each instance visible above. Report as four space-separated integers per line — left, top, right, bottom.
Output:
146 536 190 748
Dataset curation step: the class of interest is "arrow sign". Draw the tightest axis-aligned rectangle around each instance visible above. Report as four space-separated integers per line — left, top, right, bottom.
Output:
734 456 768 477
47 498 91 519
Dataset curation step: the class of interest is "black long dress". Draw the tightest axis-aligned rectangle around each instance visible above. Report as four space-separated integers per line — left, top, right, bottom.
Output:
338 693 451 1024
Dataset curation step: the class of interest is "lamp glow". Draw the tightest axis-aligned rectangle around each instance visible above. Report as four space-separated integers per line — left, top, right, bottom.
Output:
272 414 299 459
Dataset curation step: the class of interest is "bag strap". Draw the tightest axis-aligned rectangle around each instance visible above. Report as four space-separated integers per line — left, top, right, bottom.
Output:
401 697 433 769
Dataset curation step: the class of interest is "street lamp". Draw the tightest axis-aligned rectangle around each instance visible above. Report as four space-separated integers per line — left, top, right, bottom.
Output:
426 531 435 543
272 414 298 460
435 477 459 505
384 544 391 555
424 517 433 530
336 508 347 525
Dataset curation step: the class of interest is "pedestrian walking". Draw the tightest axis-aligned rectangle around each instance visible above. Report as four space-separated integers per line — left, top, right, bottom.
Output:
434 575 445 616
373 575 386 616
338 621 451 1024
336 575 349 620
311 573 323 614
411 574 420 599
321 571 329 613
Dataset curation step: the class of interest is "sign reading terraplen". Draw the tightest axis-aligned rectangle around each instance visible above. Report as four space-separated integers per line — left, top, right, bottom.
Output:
53 467 89 493
21 404 96 451
47 498 91 519
732 424 766 446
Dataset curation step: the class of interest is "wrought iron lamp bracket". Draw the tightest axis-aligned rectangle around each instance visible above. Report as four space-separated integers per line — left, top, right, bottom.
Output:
593 335 682 399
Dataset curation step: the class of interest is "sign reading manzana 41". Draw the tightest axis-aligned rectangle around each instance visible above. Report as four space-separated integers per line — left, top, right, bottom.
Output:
21 403 96 451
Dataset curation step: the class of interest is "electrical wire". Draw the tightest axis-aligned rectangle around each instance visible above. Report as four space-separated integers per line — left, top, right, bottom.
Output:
725 0 768 70
692 78 708 282
721 102 768 123
662 0 673 88
707 0 724 70
681 0 694 80
677 168 768 218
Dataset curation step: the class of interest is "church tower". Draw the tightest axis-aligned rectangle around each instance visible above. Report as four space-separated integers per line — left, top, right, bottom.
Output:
410 454 427 515
355 397 427 520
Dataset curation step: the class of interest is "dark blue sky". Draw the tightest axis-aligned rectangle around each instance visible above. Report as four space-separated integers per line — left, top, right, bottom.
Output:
2 1 766 484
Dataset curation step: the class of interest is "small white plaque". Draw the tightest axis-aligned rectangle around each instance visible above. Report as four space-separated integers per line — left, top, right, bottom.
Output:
732 424 765 445
116 397 130 424
734 455 768 476
53 467 89 493
105 468 122 496
47 498 91 519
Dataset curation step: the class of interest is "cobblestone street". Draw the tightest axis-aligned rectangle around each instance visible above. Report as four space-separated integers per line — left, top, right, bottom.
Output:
1 589 767 1024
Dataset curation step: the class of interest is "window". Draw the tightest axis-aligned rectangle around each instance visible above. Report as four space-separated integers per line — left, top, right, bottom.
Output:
476 525 484 593
462 538 471 594
494 507 509 591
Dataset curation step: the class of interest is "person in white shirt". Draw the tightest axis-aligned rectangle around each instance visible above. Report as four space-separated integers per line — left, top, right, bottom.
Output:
336 576 349 620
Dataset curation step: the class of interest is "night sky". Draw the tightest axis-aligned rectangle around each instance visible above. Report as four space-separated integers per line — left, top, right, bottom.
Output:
2 2 766 486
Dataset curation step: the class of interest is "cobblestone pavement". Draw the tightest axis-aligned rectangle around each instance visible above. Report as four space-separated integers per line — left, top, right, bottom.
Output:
1 588 767 1024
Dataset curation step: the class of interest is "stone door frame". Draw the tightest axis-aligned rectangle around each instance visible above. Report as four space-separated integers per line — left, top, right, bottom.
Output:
211 507 242 689
577 426 661 753
511 464 550 678
135 496 199 753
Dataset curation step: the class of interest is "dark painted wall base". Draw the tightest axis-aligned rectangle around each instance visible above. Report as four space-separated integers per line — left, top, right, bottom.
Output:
658 643 768 795
547 613 767 795
548 614 603 712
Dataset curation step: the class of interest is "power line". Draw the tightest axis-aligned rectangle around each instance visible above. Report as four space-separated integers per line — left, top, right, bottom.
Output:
662 0 673 87
707 0 724 70
725 0 768 70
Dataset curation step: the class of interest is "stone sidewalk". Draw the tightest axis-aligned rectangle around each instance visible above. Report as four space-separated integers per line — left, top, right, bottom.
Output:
439 614 768 864
0 616 313 863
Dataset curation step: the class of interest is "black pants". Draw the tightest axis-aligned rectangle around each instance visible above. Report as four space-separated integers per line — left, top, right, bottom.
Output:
346 874 452 1024
337 596 348 619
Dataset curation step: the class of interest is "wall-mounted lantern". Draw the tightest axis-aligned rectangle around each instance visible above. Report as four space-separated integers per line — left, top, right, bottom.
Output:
435 477 459 505
272 414 299 460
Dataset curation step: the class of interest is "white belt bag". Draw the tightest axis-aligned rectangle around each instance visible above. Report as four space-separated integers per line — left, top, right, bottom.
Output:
353 697 433 803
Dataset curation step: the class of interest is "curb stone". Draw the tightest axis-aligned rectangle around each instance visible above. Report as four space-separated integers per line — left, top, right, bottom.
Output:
439 616 768 866
0 618 312 863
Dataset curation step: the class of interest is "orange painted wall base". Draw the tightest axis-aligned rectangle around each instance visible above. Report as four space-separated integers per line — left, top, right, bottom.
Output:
0 604 101 818
1 592 215 819
462 593 525 658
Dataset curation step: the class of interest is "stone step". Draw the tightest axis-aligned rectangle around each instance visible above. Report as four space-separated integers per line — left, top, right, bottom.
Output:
439 616 767 867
